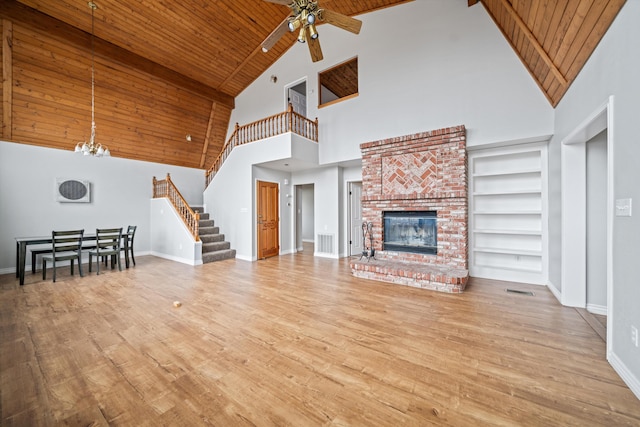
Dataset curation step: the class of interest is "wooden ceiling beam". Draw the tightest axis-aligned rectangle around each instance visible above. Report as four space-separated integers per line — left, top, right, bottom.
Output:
200 101 216 168
468 0 480 6
0 1 234 109
496 0 568 88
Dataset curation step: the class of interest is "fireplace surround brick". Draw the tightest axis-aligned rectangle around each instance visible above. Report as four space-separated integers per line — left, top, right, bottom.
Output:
350 125 469 292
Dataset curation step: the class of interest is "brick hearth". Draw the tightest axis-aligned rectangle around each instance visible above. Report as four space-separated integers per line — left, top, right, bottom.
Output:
350 125 469 293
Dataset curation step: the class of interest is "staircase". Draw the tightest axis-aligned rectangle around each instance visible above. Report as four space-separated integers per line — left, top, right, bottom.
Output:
195 209 236 263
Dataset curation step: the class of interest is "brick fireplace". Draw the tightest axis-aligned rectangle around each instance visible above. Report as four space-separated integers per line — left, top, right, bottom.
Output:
350 125 469 292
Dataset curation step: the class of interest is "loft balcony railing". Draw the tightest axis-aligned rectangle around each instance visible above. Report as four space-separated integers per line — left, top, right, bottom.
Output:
153 173 200 241
205 104 318 187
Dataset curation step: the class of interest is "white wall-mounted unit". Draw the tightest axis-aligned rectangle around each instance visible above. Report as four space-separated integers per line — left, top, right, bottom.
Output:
469 142 549 284
56 178 91 203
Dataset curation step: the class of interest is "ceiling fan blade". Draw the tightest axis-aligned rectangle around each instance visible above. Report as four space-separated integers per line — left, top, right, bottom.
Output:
307 30 324 62
320 9 362 35
263 0 292 5
262 17 291 52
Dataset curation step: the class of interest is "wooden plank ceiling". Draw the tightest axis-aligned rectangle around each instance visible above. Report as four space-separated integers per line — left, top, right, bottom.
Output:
474 0 626 107
12 0 412 99
1 0 411 169
0 0 628 169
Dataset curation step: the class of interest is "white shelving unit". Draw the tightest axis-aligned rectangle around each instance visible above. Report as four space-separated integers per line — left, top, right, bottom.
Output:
468 143 548 284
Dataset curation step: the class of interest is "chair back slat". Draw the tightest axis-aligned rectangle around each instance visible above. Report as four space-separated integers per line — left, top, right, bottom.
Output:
52 230 84 254
126 225 137 244
95 228 122 254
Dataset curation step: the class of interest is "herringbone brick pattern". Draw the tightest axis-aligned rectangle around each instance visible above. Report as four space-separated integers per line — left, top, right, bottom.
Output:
382 152 437 195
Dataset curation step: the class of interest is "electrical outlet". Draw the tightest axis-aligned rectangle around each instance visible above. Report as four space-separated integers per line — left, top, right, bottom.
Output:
632 326 639 347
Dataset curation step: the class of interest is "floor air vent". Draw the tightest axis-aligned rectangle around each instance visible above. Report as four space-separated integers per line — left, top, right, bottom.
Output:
506 288 535 296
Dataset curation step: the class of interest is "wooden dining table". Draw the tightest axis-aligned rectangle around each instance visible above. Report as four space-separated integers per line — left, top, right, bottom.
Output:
15 233 130 286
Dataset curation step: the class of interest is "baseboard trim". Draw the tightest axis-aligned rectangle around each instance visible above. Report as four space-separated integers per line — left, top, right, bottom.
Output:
587 304 607 316
314 252 339 259
150 252 202 266
546 280 562 303
0 266 14 275
609 351 640 401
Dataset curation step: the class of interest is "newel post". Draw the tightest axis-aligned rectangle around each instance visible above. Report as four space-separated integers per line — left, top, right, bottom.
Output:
165 173 172 200
288 103 294 131
152 176 157 198
194 211 200 240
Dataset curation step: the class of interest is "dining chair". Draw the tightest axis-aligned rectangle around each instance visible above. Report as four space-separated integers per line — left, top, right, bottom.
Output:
89 228 122 275
42 229 84 282
122 225 137 268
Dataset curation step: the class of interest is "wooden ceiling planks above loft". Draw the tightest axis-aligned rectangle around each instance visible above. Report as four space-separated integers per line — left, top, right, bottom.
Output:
3 0 410 169
473 0 626 107
0 0 628 169
13 0 412 98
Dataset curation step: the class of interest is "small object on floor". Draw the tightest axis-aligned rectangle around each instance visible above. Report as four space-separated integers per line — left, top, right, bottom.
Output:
173 301 182 308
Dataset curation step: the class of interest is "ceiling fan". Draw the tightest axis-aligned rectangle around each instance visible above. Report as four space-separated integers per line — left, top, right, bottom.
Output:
261 0 362 63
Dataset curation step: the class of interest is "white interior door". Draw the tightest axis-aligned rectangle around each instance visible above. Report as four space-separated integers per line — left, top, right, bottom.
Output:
349 182 363 256
288 88 306 117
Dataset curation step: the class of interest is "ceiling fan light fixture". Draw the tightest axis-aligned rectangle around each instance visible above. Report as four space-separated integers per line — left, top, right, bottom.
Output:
297 26 306 43
288 19 300 32
261 0 361 63
307 12 316 25
308 24 318 40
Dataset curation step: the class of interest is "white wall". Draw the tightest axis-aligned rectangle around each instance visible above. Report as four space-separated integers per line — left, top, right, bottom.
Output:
150 198 202 265
292 166 341 258
550 1 640 398
203 133 317 260
0 140 204 273
229 0 554 159
226 0 554 259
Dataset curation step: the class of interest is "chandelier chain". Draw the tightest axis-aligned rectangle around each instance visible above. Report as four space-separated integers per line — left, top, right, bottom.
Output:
74 1 109 157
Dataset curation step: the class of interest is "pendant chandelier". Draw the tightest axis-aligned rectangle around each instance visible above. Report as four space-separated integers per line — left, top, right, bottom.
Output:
75 1 110 157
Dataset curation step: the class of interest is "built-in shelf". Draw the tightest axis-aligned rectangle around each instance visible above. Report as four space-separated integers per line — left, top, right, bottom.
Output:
473 247 542 256
473 263 542 273
469 143 548 285
472 168 541 178
473 211 541 215
473 229 541 235
473 189 542 196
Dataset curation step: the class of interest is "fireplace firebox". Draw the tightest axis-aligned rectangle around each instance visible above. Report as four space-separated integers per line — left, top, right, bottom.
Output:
383 211 437 255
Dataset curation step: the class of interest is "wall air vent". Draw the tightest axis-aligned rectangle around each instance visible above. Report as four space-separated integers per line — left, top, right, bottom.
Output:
316 233 335 255
56 179 91 203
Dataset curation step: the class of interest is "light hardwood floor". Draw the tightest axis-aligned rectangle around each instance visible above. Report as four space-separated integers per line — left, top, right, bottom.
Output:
1 247 639 426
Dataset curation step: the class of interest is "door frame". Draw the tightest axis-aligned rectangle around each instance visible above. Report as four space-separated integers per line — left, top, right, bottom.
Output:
561 95 614 356
347 181 363 257
284 77 308 113
294 183 315 252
